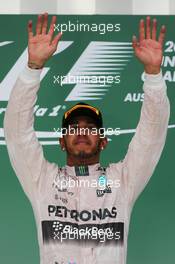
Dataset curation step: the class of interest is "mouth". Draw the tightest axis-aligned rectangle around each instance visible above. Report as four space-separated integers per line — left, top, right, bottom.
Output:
74 139 90 145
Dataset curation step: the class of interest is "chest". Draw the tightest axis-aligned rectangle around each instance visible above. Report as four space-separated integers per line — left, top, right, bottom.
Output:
39 167 127 223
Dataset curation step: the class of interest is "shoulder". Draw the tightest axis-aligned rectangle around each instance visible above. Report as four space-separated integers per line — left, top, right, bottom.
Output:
106 160 124 174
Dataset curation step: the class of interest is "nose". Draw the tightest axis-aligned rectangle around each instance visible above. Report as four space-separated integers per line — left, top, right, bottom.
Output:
76 127 89 136
72 123 89 136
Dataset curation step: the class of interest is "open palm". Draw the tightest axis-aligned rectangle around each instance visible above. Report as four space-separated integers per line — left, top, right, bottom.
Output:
28 13 62 68
132 17 166 74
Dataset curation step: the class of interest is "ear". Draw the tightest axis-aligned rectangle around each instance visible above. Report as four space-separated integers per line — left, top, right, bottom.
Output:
100 137 108 150
59 137 65 151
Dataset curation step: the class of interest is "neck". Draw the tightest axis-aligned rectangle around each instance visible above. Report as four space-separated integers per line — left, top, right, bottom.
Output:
67 154 100 166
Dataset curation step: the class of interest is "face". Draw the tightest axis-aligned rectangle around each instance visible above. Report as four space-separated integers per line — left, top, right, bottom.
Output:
59 115 107 160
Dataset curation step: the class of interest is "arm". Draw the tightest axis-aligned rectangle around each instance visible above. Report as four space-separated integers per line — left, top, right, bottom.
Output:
122 17 170 206
4 67 47 200
4 13 62 201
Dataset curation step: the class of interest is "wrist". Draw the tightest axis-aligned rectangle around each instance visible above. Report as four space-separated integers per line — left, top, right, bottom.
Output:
144 65 161 75
28 61 45 69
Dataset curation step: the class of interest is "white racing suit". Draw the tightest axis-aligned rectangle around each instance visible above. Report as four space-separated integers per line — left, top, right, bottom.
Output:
4 66 170 264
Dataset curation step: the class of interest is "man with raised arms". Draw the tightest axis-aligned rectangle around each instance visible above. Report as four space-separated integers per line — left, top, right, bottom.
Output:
4 13 170 264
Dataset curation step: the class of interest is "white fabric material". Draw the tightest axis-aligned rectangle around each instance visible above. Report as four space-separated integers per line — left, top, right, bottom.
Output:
4 65 170 264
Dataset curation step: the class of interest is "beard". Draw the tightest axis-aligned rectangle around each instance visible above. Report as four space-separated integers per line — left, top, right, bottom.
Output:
75 148 99 159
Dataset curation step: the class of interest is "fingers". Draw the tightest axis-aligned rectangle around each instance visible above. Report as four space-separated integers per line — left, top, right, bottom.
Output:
35 13 57 36
138 16 166 43
146 16 151 39
139 17 151 41
48 15 57 38
132 35 139 49
152 18 157 40
36 14 43 34
139 19 145 42
29 13 59 39
28 20 33 39
132 35 141 56
158 25 166 46
42 12 48 34
52 32 63 49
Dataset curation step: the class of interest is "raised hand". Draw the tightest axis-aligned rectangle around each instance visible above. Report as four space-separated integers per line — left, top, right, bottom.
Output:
132 16 166 74
28 13 62 69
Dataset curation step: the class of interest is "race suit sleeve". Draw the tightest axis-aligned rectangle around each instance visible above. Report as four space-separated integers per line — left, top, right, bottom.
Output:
122 71 170 207
4 65 56 201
